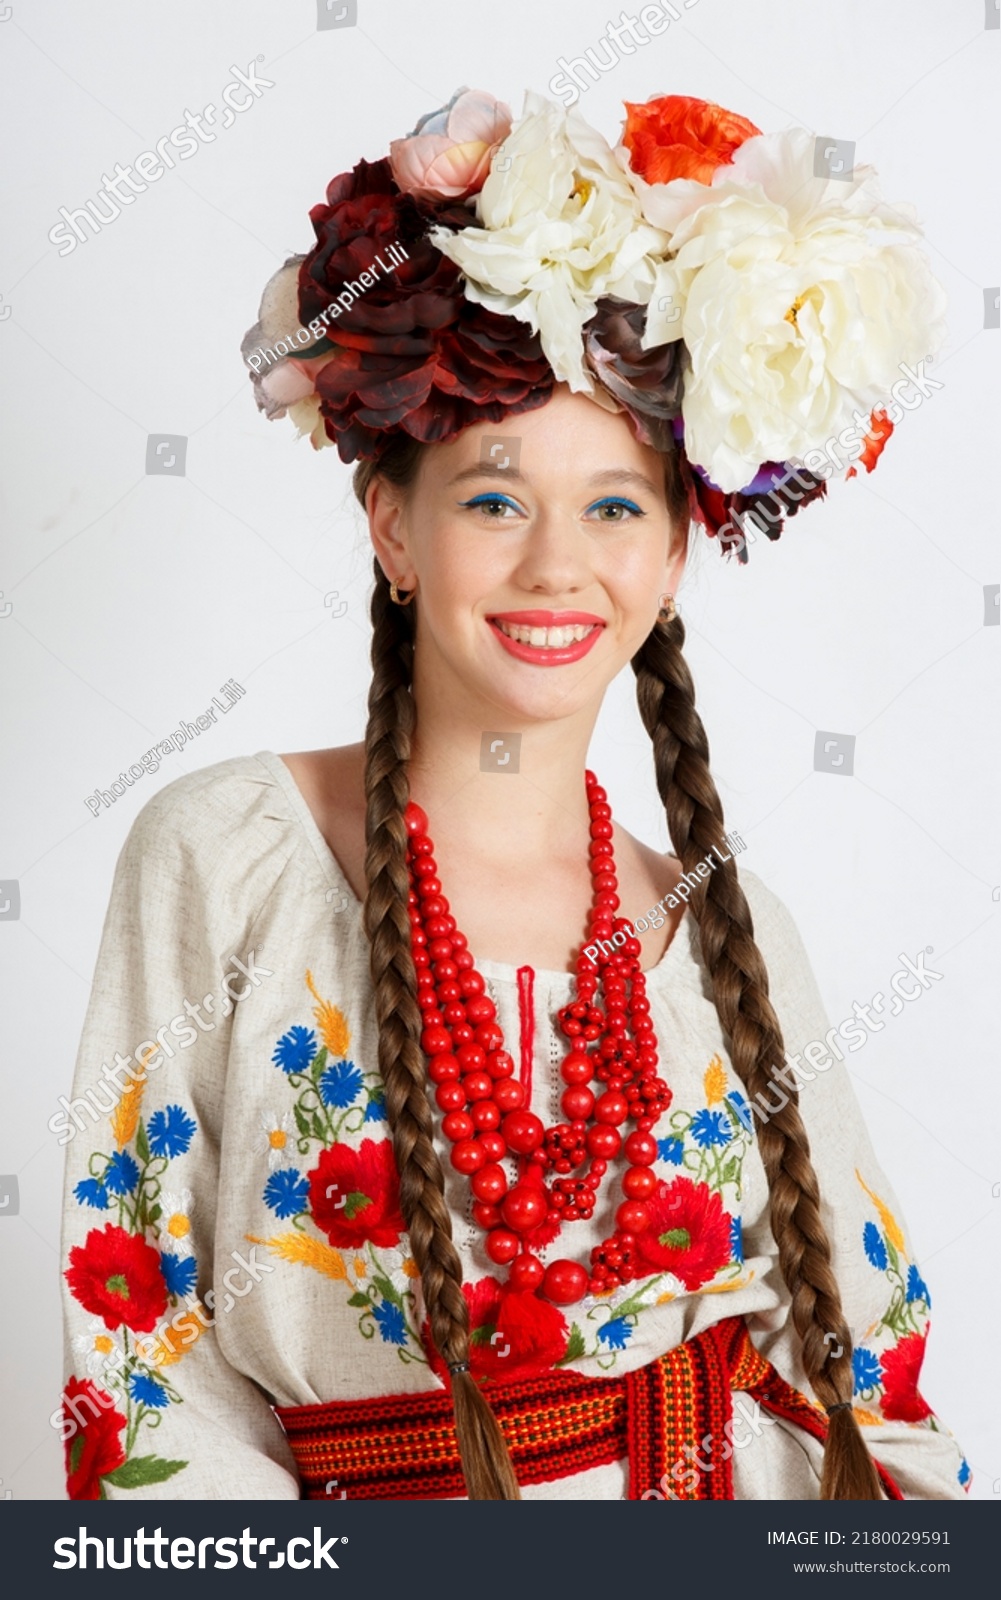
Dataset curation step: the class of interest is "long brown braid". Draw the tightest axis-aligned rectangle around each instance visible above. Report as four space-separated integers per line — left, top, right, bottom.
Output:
353 435 881 1501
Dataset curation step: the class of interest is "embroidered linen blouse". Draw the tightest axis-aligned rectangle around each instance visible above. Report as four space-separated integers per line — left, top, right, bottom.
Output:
58 751 968 1501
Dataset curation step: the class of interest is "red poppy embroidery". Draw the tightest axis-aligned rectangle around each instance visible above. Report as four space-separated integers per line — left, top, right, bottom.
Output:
62 1377 127 1500
426 1276 570 1384
65 1224 169 1333
634 1176 734 1289
879 1329 933 1422
308 1138 406 1249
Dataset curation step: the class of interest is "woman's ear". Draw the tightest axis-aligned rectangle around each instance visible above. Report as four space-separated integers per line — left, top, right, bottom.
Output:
366 475 416 590
664 517 689 600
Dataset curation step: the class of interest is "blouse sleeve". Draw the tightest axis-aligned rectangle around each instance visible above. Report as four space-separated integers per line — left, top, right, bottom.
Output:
735 875 969 1500
58 771 301 1499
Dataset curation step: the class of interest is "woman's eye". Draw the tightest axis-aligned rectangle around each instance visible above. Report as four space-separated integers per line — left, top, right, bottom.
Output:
458 494 522 518
586 497 646 522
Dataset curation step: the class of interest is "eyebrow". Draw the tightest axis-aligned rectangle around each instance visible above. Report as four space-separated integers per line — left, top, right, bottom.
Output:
446 464 663 497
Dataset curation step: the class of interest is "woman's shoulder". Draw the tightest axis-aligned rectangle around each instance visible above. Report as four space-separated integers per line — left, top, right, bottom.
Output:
118 750 328 888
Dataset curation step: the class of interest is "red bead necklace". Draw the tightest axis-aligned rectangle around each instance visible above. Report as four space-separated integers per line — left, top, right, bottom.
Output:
405 770 673 1308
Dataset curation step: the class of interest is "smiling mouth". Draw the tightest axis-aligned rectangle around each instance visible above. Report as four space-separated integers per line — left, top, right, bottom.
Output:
491 620 600 649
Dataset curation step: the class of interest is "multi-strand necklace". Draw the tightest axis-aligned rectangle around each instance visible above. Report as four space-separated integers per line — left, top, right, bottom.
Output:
405 770 672 1308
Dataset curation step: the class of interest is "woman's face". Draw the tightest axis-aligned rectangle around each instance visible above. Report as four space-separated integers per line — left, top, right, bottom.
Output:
367 384 687 727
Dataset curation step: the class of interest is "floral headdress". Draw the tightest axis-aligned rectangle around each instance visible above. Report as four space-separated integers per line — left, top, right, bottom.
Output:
242 89 945 560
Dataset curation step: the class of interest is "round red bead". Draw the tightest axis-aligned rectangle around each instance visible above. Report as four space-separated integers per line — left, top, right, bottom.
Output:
462 1072 493 1102
427 1053 460 1083
586 1124 621 1159
501 1186 549 1234
486 1050 515 1080
472 1202 502 1230
485 1228 520 1265
470 1099 500 1130
435 1082 466 1112
501 1110 545 1154
622 1165 657 1199
615 1200 650 1234
542 1259 589 1305
561 1055 592 1084
459 971 485 997
404 802 428 835
450 1139 485 1174
421 1025 452 1056
594 1091 629 1126
493 1078 525 1112
508 1254 545 1291
478 1131 506 1161
441 1110 473 1141
623 1130 658 1166
471 1163 508 1204
456 1044 486 1073
561 1085 595 1121
465 996 497 1025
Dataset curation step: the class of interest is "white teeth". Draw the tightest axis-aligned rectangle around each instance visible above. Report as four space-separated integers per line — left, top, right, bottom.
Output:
494 620 597 649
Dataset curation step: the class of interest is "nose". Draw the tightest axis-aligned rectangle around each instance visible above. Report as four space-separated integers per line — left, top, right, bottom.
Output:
509 501 595 597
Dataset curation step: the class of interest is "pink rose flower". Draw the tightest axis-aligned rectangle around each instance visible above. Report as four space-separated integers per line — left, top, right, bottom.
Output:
389 87 512 202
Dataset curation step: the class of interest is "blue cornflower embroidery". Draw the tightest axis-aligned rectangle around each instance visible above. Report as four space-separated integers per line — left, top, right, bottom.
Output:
597 1318 632 1351
730 1215 744 1264
906 1263 930 1306
958 1459 971 1488
727 1091 754 1134
863 1221 888 1271
852 1346 882 1395
147 1105 197 1160
372 1300 407 1345
104 1150 140 1195
74 1177 109 1209
160 1252 198 1299
272 1026 317 1075
319 1060 363 1109
691 1109 729 1149
363 1091 387 1124
657 1136 684 1165
264 1168 309 1220
130 1372 170 1409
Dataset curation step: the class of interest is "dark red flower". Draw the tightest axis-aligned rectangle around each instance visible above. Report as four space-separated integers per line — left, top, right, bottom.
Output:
62 1377 127 1499
426 1275 569 1384
634 1176 734 1289
65 1224 168 1333
622 95 761 186
680 445 828 565
584 297 686 452
308 1138 406 1249
295 157 553 461
879 1330 932 1422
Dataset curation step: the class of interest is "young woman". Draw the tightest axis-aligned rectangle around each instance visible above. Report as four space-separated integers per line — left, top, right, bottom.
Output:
59 89 967 1502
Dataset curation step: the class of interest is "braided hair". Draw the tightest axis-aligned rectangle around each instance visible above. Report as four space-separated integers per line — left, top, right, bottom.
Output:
352 434 881 1502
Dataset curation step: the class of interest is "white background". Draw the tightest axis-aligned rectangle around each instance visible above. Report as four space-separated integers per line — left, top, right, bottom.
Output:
0 0 996 1500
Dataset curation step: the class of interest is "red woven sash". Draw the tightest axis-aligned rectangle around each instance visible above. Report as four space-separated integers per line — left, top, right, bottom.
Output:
275 1315 903 1501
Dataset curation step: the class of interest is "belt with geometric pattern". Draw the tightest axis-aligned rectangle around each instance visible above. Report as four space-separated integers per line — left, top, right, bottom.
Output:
274 1315 903 1501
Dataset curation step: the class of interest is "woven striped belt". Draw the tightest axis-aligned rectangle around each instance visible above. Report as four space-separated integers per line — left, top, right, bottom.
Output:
275 1315 902 1501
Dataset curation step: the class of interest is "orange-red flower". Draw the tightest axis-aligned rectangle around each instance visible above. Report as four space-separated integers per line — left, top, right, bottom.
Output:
622 95 760 186
62 1377 127 1499
879 1329 932 1422
426 1276 569 1383
635 1175 733 1289
846 408 895 478
65 1224 169 1333
308 1138 406 1249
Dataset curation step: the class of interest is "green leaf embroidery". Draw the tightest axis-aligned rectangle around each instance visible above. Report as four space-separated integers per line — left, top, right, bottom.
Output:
147 1204 162 1225
311 1047 329 1080
371 1271 402 1308
469 1323 498 1347
310 1113 326 1143
102 1455 188 1489
135 1121 150 1166
560 1324 586 1364
347 1292 371 1309
293 1102 311 1138
341 1190 370 1221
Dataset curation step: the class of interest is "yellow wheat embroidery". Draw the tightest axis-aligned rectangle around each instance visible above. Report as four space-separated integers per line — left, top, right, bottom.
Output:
703 1268 755 1294
109 1054 151 1149
305 970 351 1059
703 1055 727 1106
148 1307 206 1368
855 1169 905 1253
247 1231 348 1281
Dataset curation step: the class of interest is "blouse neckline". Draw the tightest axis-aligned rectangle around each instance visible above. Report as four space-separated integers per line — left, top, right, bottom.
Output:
256 749 695 994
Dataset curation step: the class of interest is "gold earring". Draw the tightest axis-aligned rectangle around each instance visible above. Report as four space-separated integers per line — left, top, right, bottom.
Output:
390 580 416 607
658 593 677 622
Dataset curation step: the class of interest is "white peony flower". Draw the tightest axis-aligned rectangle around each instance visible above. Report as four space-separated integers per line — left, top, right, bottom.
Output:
429 91 670 392
634 128 947 492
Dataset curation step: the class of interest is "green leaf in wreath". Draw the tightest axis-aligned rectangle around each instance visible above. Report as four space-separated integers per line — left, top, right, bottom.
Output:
469 1322 497 1347
720 1156 739 1185
347 1292 371 1309
135 1121 150 1165
293 1102 311 1138
310 1112 326 1142
311 1047 329 1079
102 1455 188 1489
69 1432 85 1475
147 1203 162 1224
